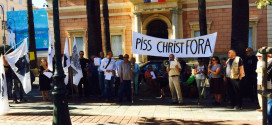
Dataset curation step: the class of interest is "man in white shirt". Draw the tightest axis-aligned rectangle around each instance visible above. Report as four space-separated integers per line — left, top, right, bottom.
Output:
115 55 123 97
100 51 116 101
167 54 183 104
98 52 105 97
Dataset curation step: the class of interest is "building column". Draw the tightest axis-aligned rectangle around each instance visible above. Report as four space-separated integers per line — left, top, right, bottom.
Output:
134 12 142 63
268 6 272 46
171 9 178 39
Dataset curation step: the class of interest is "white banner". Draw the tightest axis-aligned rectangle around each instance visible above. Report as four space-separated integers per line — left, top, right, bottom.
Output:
5 38 31 94
63 37 71 85
71 37 83 86
47 31 54 71
132 32 217 58
0 56 10 115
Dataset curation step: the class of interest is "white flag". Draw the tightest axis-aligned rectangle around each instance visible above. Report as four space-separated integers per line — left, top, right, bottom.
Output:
70 37 83 86
0 55 10 115
47 31 54 71
62 38 70 85
5 38 32 93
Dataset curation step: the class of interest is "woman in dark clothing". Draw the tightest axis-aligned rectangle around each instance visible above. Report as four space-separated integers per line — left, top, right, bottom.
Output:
39 58 51 101
208 56 224 105
157 64 168 99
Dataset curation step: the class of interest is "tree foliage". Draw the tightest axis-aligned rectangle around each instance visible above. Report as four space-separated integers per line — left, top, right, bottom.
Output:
255 0 272 9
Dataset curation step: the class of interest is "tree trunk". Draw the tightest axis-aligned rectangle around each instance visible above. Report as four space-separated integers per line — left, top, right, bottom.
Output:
231 0 249 59
27 0 37 68
198 0 209 65
86 0 102 59
198 0 207 36
102 0 111 53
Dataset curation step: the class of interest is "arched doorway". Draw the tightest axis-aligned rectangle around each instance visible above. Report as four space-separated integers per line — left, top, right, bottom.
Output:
146 20 169 60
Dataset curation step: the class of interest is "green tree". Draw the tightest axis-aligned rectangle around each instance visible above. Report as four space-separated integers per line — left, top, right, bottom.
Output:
102 0 111 53
86 0 102 58
256 0 272 9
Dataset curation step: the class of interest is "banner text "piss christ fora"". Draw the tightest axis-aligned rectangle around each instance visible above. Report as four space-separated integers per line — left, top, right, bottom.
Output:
132 32 217 58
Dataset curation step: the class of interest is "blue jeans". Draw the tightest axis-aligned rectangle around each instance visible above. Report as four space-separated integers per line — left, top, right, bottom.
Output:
98 72 105 96
104 77 114 100
118 80 131 102
268 98 272 124
133 74 139 94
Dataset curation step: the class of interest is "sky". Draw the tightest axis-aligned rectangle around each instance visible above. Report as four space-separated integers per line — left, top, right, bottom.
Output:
32 0 47 8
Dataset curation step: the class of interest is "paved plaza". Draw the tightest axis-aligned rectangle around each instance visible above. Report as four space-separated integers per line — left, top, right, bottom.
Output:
0 81 263 125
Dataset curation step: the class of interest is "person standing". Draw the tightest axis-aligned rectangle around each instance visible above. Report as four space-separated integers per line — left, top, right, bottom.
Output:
3 57 13 99
226 49 245 110
157 64 168 99
244 48 258 101
100 51 116 101
39 58 52 101
115 55 124 98
221 58 228 102
145 65 157 97
98 52 105 97
267 54 272 124
194 58 207 98
78 51 91 98
131 57 140 95
118 54 132 102
167 54 183 104
208 56 223 105
255 53 263 111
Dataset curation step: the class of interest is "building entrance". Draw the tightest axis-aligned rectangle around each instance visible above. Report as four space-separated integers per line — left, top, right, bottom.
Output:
146 19 169 60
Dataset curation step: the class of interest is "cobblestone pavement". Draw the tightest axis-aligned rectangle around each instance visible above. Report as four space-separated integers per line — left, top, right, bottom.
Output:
0 81 263 124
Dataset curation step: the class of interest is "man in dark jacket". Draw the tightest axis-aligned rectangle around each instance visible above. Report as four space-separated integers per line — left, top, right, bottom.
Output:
244 48 258 101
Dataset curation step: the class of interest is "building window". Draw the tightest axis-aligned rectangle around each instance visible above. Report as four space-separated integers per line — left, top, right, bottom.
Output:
19 0 22 4
194 31 200 37
189 20 212 37
248 28 253 49
75 37 83 52
111 35 122 57
10 7 14 11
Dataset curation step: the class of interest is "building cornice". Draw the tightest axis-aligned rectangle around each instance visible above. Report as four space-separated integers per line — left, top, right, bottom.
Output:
183 3 257 11
46 2 132 13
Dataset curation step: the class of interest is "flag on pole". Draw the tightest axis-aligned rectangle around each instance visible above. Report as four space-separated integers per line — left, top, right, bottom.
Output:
62 38 70 85
70 37 83 86
5 38 32 93
0 55 10 115
47 31 54 71
144 0 166 3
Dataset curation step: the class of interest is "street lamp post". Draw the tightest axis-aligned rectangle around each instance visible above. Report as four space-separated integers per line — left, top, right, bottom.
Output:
7 18 16 48
52 0 71 125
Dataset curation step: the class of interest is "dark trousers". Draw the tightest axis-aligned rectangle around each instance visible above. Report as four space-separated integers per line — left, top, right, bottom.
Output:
6 77 13 98
227 78 242 107
104 77 114 100
12 79 24 101
98 72 105 96
118 80 132 102
78 77 89 97
115 77 120 97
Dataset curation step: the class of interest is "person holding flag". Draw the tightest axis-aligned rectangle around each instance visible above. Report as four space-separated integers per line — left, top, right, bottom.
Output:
0 55 10 115
5 39 32 103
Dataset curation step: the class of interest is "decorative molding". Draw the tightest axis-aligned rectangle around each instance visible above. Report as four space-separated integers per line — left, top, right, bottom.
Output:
46 2 131 13
189 20 213 37
183 3 257 11
56 12 131 19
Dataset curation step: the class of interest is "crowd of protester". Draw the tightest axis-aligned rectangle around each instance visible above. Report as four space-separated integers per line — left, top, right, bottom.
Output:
4 47 272 124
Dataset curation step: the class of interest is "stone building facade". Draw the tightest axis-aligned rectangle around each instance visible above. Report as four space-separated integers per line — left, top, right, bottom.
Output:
46 0 270 62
